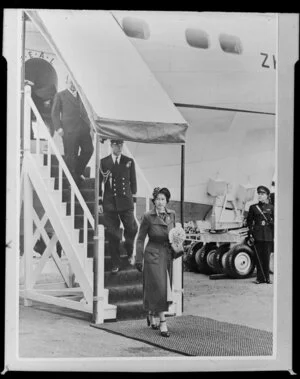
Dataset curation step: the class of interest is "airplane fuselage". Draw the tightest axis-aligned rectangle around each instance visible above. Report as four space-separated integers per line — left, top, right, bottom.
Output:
24 11 276 209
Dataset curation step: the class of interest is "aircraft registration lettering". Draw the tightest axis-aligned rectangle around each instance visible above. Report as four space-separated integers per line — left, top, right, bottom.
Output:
260 52 276 69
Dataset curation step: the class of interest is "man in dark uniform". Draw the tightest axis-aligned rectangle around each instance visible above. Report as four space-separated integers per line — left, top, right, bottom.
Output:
247 185 274 284
99 140 138 274
51 75 94 185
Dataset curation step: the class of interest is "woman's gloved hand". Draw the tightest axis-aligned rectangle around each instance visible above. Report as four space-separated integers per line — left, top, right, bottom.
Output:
135 262 143 272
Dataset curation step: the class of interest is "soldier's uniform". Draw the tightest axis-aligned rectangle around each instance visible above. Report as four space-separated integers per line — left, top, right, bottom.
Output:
247 185 274 283
99 149 138 270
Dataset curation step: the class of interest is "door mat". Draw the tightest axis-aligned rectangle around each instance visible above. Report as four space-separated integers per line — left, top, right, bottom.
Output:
91 315 273 357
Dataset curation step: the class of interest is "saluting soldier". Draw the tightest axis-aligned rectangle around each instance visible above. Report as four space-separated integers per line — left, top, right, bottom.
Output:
247 185 274 284
98 140 138 274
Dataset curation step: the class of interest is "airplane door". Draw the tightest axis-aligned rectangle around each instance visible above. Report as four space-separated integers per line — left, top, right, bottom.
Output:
25 57 58 135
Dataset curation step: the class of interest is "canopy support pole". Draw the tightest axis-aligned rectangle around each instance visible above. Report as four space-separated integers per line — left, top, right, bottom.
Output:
180 144 185 227
180 144 185 313
20 11 26 159
92 134 101 324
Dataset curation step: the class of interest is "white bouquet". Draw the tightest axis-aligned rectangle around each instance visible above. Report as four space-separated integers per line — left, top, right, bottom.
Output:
169 223 186 259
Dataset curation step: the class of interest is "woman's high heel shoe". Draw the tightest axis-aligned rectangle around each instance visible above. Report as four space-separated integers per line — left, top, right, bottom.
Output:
159 320 170 337
147 313 159 330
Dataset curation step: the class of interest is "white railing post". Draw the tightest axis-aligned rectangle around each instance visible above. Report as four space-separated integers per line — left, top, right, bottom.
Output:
172 257 183 316
36 119 40 156
23 160 33 306
87 133 97 178
145 195 150 212
92 224 105 324
24 85 31 153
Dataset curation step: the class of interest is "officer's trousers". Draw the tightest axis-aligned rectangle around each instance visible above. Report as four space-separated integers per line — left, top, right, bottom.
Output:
254 241 272 282
104 209 138 268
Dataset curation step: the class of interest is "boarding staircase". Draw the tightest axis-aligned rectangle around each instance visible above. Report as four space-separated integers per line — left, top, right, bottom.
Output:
20 85 146 322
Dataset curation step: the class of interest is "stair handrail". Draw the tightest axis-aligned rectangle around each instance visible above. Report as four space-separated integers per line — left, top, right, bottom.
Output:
24 85 95 229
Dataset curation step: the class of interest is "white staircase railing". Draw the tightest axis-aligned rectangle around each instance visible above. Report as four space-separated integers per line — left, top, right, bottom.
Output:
21 85 116 322
25 86 95 231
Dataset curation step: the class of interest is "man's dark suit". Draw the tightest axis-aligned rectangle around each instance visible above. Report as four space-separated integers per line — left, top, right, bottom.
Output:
247 201 274 282
51 89 94 181
99 154 138 268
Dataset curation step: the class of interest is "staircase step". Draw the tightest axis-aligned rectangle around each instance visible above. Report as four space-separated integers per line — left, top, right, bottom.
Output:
86 240 110 257
54 176 95 191
78 227 96 243
43 154 62 166
114 300 146 321
78 226 108 241
50 164 91 179
104 267 142 287
66 201 95 216
104 255 132 269
62 188 95 203
87 239 127 259
107 284 143 303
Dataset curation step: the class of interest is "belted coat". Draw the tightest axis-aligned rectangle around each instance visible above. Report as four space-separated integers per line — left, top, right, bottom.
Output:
135 207 176 312
99 154 137 213
247 202 274 242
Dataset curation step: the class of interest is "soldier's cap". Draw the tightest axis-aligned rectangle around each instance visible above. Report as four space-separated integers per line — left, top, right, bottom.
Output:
110 139 124 145
257 185 270 195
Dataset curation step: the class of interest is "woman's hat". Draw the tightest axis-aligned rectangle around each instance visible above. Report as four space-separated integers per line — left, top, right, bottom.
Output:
110 139 124 145
152 187 171 202
257 185 270 195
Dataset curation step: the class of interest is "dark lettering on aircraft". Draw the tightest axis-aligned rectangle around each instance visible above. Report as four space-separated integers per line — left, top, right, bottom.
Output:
260 52 276 69
273 54 276 69
26 49 55 65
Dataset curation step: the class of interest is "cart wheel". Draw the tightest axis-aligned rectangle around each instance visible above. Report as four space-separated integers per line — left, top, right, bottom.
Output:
212 243 231 274
269 252 274 274
224 244 255 279
206 247 218 273
221 250 231 276
184 241 203 272
196 243 217 275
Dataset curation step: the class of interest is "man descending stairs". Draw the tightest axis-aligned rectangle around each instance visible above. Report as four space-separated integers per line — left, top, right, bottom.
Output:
98 139 138 275
48 154 145 321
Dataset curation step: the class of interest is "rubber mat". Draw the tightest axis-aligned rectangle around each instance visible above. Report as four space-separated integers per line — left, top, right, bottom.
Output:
91 315 273 356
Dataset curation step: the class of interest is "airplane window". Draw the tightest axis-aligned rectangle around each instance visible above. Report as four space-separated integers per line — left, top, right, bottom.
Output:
185 28 209 49
122 17 150 40
219 34 243 54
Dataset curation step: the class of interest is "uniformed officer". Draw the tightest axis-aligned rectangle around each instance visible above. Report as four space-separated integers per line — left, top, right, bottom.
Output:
98 140 138 274
247 185 274 284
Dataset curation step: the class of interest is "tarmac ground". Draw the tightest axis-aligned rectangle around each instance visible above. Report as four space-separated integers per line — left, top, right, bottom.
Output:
19 269 274 358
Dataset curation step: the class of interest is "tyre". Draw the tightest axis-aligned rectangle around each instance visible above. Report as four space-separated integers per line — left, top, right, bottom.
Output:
212 243 231 274
184 241 203 272
224 244 255 279
196 243 217 275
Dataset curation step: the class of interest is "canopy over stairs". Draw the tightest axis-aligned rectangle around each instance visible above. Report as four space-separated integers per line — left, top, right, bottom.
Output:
25 10 189 144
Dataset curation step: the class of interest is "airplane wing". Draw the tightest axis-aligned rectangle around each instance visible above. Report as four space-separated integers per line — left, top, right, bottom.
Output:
25 10 189 143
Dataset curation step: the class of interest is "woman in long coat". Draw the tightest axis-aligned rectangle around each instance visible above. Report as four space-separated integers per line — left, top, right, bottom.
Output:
135 187 176 337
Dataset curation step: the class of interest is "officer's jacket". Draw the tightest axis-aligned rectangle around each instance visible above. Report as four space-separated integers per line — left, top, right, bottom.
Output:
247 202 274 242
99 154 137 212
